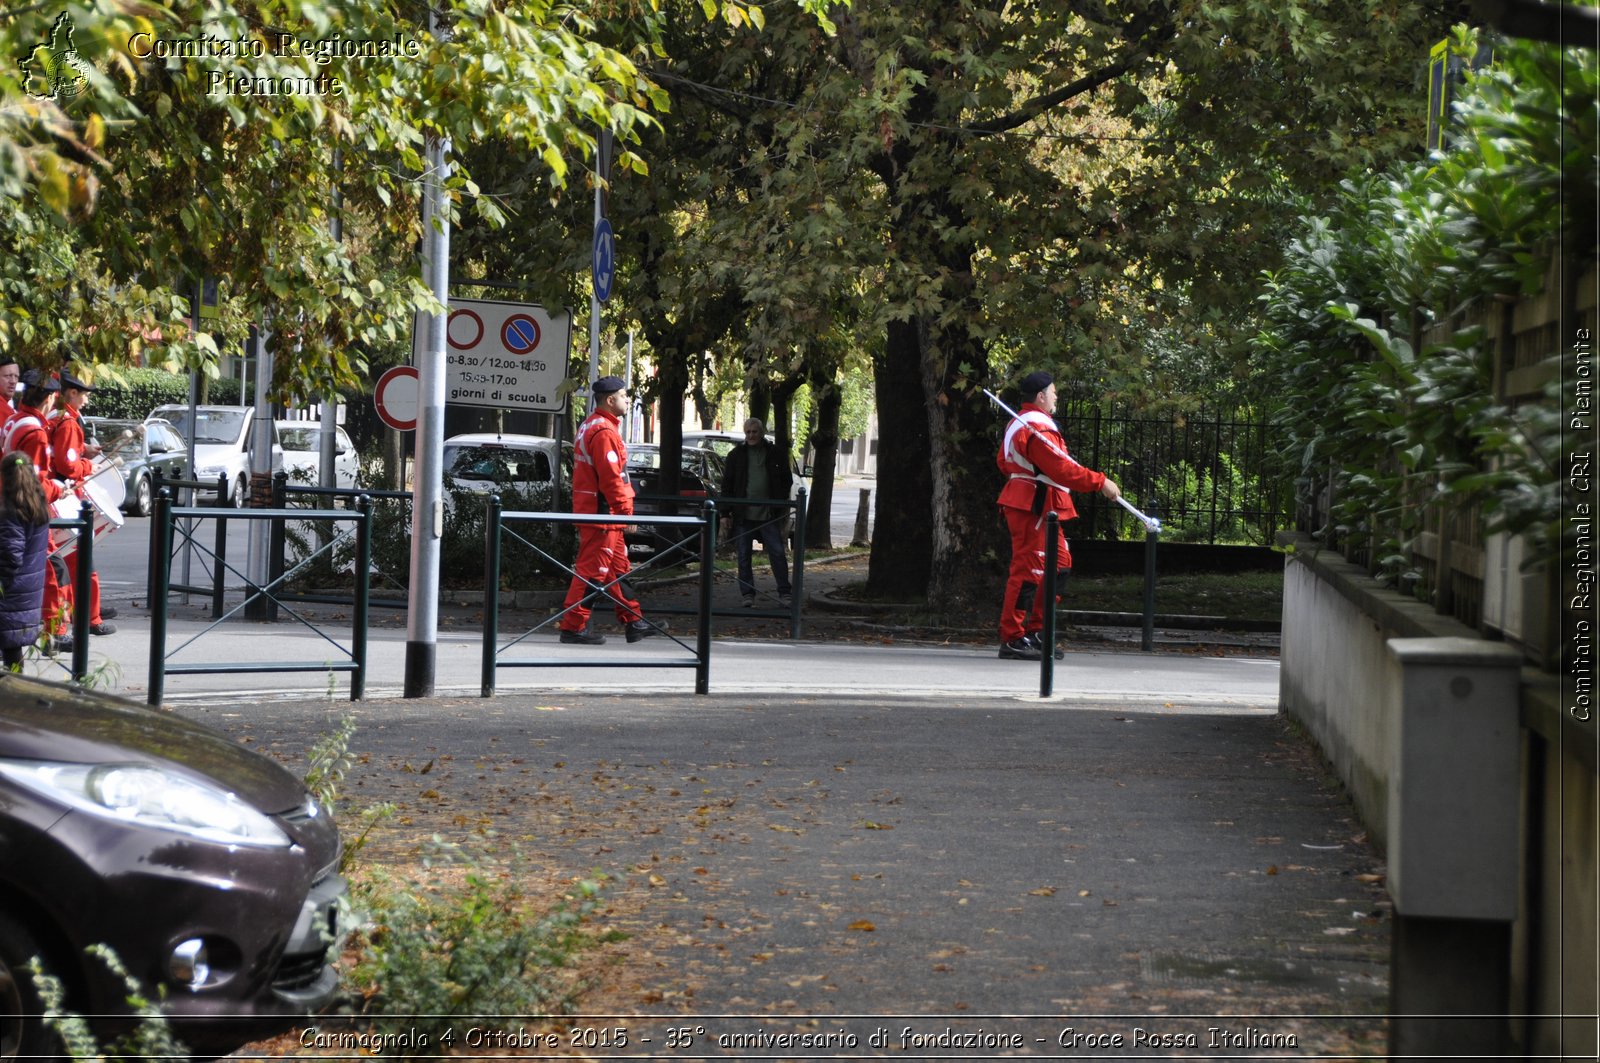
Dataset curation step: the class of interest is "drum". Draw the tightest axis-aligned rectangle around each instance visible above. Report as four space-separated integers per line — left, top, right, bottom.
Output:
82 473 125 533
49 472 124 558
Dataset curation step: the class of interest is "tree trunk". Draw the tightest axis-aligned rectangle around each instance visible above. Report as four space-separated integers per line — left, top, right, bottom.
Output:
804 357 842 550
866 318 933 598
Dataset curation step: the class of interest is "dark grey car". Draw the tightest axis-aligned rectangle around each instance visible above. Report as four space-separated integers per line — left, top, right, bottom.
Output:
84 417 188 518
0 674 346 1058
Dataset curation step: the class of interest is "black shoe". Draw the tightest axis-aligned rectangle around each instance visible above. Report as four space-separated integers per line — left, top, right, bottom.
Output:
47 635 74 656
624 619 666 644
99 606 119 620
998 638 1041 661
91 622 117 636
559 628 606 645
1026 634 1064 660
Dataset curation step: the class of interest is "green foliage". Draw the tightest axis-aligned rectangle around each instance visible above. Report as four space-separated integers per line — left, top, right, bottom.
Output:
88 369 244 422
33 945 189 1063
1250 31 1592 577
1152 453 1269 546
345 839 609 1058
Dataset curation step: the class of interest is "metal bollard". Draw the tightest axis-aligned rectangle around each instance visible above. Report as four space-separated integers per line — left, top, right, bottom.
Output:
1141 501 1158 652
1040 512 1059 698
852 487 871 546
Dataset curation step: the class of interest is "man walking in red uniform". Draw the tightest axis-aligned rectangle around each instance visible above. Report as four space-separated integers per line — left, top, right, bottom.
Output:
995 370 1120 660
557 375 663 645
50 371 115 636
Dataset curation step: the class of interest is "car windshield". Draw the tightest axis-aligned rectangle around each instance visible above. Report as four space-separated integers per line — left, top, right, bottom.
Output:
688 436 739 457
626 447 663 471
103 430 145 460
444 444 551 483
278 427 323 451
160 409 246 445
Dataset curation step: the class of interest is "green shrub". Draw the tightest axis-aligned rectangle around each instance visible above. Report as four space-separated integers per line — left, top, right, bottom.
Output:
342 839 608 1060
35 946 189 1062
87 368 245 421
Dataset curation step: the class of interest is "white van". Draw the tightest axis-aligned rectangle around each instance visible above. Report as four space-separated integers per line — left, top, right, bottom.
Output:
147 405 281 508
276 421 359 489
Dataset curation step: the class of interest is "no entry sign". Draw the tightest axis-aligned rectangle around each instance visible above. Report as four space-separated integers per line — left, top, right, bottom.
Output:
412 299 572 413
374 365 419 431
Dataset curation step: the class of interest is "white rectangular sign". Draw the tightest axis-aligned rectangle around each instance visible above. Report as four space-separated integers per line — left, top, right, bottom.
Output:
413 298 572 413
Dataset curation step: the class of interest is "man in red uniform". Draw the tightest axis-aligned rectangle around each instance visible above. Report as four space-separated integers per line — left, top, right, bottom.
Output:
3 369 73 651
50 371 115 636
995 370 1120 660
0 356 19 424
557 375 663 645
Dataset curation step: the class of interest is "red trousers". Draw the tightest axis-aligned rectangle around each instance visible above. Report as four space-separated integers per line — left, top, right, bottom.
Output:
65 555 102 625
43 550 70 636
559 524 641 631
999 507 1070 643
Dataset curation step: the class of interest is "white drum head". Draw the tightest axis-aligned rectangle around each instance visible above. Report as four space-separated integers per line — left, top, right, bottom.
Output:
82 476 125 528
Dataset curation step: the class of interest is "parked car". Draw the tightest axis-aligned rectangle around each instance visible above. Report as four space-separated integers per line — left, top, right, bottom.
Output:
442 433 560 508
0 673 347 1057
145 405 281 508
83 417 188 517
626 442 725 559
276 421 359 490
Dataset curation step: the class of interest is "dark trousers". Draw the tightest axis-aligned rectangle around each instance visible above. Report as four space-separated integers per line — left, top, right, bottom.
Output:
734 515 791 599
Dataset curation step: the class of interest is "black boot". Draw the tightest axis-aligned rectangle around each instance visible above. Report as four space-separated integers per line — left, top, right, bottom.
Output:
998 638 1041 661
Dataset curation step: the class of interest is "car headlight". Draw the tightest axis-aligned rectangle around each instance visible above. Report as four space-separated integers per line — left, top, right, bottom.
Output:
196 464 226 479
0 759 293 847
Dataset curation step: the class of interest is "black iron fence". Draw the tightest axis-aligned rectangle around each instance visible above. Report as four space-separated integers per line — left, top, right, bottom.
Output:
1053 401 1293 546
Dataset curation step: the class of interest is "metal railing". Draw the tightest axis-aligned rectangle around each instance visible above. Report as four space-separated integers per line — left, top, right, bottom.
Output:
481 497 715 696
265 473 413 617
145 490 373 705
45 501 95 682
1056 402 1291 545
146 470 237 609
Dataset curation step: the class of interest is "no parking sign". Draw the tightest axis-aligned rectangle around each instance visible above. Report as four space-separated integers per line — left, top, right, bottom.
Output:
412 299 572 412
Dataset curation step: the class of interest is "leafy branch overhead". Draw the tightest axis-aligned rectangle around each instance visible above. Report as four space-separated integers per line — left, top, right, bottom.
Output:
0 0 843 401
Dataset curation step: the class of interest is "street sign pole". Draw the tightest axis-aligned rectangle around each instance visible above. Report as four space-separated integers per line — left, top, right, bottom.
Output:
588 130 614 412
406 15 451 698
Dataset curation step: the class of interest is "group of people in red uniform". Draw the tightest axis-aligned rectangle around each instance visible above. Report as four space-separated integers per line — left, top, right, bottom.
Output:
555 368 1112 664
0 357 118 655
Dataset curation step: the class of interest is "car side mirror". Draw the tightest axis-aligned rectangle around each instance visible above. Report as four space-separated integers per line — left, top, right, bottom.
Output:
149 442 168 454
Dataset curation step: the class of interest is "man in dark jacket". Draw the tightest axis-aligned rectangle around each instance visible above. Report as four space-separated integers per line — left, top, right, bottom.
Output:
719 418 794 607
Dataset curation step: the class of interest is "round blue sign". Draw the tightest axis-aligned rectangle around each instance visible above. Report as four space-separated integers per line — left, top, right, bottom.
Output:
593 219 616 303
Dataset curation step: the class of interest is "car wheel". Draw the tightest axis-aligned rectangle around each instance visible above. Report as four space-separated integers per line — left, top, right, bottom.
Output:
133 476 152 518
230 475 247 509
0 911 62 1062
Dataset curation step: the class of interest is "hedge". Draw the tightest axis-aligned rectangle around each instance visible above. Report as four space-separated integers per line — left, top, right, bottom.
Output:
86 369 245 422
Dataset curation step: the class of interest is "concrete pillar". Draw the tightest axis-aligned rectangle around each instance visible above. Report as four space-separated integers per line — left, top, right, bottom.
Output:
1385 636 1523 1058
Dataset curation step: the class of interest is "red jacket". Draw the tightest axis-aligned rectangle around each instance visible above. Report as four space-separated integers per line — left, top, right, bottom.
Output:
571 408 634 517
49 406 95 481
995 402 1104 522
4 406 64 504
